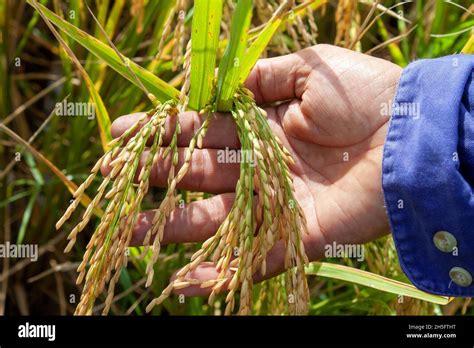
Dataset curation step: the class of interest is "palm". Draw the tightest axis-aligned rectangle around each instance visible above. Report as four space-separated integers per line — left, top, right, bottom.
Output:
108 44 402 289
254 45 402 262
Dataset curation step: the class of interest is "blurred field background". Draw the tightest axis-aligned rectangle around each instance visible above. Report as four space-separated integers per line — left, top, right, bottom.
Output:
0 0 473 315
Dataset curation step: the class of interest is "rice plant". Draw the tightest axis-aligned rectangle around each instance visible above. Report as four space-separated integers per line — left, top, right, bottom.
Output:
32 0 313 315
2 0 472 316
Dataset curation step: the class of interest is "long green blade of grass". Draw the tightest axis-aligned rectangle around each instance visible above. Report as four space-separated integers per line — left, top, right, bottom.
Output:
104 0 125 38
15 0 49 56
239 19 281 83
84 0 125 96
17 153 43 244
26 0 180 105
17 190 38 244
0 190 33 209
376 18 407 67
239 0 301 83
52 0 73 94
31 0 113 151
216 0 252 111
237 0 326 91
461 33 474 54
188 0 223 110
305 262 450 305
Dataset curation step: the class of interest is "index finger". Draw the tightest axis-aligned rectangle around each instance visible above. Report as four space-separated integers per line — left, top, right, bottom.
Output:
111 111 240 149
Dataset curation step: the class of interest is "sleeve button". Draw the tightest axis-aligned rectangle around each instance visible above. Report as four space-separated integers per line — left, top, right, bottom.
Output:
433 231 457 253
449 267 472 287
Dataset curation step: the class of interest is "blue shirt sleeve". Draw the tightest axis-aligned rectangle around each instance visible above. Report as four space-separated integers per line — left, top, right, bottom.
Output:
382 54 474 296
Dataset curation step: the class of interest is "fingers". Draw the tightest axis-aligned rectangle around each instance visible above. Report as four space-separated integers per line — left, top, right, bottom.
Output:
111 111 240 149
130 193 235 246
245 50 308 105
101 147 240 193
170 262 232 297
168 210 327 297
170 241 287 297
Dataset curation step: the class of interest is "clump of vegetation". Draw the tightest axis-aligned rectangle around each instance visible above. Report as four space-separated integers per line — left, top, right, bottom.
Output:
1 0 472 316
51 0 310 315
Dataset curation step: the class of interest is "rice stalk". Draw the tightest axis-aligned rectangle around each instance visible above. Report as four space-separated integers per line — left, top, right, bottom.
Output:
59 84 310 314
56 0 310 316
58 101 179 315
145 88 310 315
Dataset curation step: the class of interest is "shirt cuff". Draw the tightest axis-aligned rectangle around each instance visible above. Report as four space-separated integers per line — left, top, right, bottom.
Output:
382 54 474 296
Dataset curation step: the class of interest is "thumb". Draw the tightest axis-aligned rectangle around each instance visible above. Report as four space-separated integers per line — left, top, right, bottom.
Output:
244 51 306 105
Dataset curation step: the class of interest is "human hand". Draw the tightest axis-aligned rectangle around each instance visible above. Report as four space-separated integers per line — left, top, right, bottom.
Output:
105 44 402 295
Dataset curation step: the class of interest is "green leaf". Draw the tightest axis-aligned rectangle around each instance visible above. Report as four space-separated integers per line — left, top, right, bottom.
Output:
26 0 180 105
0 190 33 209
188 0 223 110
104 0 126 38
462 33 474 54
17 189 39 244
305 262 450 305
240 0 326 83
17 153 42 244
15 0 49 56
30 0 113 150
377 18 407 67
239 19 281 83
216 0 252 111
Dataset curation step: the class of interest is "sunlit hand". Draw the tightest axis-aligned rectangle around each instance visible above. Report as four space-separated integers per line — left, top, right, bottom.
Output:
104 44 402 296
